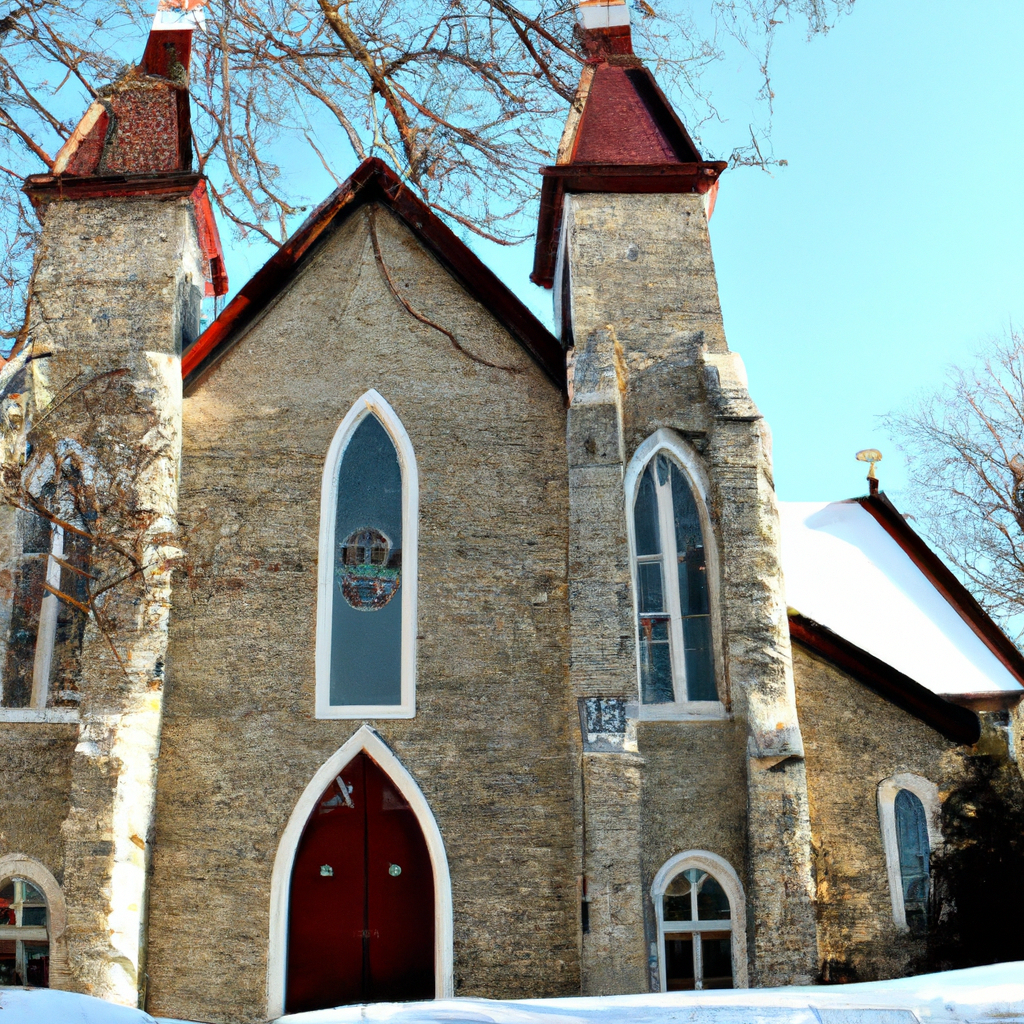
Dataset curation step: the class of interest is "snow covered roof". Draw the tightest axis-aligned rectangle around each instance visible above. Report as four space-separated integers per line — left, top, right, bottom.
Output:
779 497 1024 697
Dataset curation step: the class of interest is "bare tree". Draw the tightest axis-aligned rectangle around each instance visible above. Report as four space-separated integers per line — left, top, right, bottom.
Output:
0 0 853 342
886 328 1024 640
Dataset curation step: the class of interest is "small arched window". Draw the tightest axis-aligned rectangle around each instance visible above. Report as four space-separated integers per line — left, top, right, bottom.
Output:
316 391 418 719
652 851 747 991
895 790 930 931
626 432 720 710
877 773 940 933
0 877 49 986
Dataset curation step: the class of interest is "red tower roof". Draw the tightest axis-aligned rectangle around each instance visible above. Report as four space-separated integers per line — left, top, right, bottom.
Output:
531 0 726 288
24 1 227 297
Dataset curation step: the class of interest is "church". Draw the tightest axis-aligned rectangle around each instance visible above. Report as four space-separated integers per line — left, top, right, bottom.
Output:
0 1 1021 1021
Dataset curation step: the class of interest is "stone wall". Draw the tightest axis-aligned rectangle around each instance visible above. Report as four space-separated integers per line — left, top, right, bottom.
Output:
144 205 578 1023
2 192 202 1005
794 643 961 981
560 190 818 988
0 724 77 882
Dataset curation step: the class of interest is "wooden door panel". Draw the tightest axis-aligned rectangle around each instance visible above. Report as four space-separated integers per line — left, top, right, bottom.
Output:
365 760 435 1001
286 755 367 1014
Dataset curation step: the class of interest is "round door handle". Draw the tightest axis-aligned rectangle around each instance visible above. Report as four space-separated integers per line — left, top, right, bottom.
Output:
388 863 402 877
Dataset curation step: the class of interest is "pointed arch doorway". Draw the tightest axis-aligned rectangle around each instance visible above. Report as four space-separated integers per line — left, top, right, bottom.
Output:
268 727 453 1017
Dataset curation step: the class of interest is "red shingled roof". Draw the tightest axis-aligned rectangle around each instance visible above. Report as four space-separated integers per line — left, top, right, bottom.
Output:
182 158 565 394
531 23 725 287
26 9 228 298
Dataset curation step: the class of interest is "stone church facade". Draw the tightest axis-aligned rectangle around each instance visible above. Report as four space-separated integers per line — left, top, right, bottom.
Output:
0 2 1021 1021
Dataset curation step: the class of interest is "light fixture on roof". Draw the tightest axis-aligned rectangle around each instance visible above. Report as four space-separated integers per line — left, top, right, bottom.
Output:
856 449 883 497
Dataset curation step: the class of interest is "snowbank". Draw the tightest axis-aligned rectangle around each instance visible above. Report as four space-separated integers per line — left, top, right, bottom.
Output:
4 964 1021 1024
273 962 1024 1023
0 986 158 1022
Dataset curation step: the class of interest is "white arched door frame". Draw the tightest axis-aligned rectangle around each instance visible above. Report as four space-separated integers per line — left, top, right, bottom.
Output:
266 726 453 1016
315 388 419 719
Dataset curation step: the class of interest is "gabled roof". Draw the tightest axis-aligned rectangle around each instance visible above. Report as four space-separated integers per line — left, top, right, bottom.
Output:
531 14 725 288
780 493 1024 741
183 158 566 395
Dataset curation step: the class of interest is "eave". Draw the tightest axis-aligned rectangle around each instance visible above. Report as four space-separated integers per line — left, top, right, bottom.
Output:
855 493 1024 689
531 161 725 288
789 611 981 746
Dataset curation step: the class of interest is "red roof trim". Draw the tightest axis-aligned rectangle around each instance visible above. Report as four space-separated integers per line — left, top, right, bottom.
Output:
24 170 202 204
189 179 228 297
532 162 725 288
23 172 228 298
789 612 981 745
855 493 1024 688
183 158 565 394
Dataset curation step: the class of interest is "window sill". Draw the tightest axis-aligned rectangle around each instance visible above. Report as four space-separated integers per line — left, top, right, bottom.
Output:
0 708 80 724
315 703 415 720
630 700 729 722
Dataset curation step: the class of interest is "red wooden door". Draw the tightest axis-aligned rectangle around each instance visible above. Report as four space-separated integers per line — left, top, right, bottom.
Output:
286 752 435 1013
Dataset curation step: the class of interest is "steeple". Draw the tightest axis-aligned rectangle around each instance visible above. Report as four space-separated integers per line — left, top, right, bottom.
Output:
531 0 725 287
25 0 226 297
8 2 226 1004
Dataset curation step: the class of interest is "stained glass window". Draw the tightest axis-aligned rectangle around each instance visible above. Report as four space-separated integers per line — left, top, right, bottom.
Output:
633 453 716 703
330 415 403 708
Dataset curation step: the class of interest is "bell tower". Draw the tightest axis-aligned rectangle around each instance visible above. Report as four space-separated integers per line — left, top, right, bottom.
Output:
537 0 819 990
3 0 227 1004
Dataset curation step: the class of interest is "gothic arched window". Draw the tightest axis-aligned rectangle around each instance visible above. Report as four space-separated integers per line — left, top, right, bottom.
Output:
316 391 418 719
652 851 747 991
627 432 720 710
877 773 939 932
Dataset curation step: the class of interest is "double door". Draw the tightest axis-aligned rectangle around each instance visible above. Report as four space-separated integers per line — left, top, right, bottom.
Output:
286 752 435 1013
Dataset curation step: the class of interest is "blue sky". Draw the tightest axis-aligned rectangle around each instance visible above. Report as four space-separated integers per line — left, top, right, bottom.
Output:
220 0 1023 509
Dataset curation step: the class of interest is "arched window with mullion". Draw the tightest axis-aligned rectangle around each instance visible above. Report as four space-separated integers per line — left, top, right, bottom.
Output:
632 449 716 704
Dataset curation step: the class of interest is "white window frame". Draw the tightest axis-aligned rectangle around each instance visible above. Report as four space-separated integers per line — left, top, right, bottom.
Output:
267 725 453 1016
315 390 418 720
877 773 941 931
624 429 726 720
651 850 747 991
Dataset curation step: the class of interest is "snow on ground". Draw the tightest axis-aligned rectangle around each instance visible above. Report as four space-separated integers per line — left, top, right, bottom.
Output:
0 986 159 1022
3 964 1022 1023
271 963 1024 1024
777 501 1023 695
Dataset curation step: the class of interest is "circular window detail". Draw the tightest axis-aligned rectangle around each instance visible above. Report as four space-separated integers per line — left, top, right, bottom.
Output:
338 528 401 611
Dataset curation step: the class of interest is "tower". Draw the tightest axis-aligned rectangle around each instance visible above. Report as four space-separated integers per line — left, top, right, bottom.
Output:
2 0 226 1003
536 0 819 989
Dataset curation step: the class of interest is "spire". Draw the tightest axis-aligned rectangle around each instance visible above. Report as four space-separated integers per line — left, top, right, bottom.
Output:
531 0 726 287
49 0 208 179
24 0 227 297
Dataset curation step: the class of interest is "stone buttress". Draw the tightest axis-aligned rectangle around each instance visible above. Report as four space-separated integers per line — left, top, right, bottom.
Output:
1 4 227 1004
534 0 819 989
